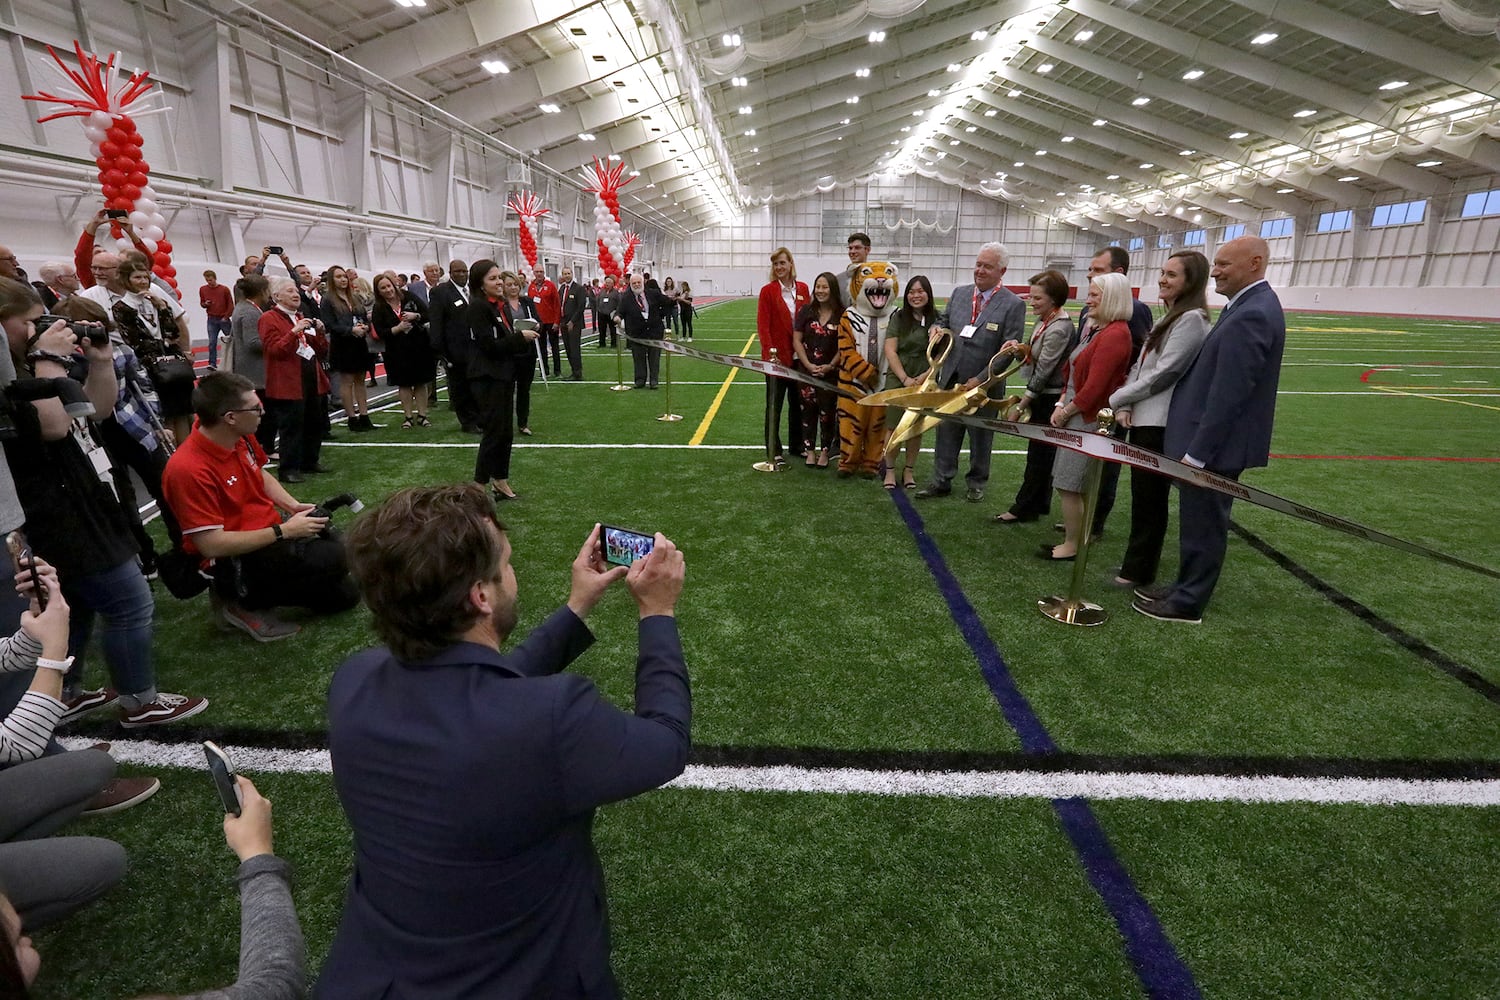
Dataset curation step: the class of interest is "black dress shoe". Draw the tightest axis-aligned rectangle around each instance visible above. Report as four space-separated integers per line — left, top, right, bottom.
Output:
1132 598 1201 624
307 464 331 474
1134 583 1174 603
279 472 305 484
914 485 951 499
994 513 1036 524
1034 548 1075 562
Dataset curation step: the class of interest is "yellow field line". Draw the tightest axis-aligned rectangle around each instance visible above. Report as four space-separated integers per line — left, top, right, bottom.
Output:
689 333 759 446
1370 385 1500 413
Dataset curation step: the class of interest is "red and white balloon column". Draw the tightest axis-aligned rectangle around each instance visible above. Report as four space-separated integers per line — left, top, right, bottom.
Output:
505 192 549 272
23 43 179 295
582 158 634 282
622 231 642 274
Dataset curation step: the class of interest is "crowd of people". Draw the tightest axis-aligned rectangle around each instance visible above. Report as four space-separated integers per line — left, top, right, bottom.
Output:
756 231 1286 625
0 207 1283 995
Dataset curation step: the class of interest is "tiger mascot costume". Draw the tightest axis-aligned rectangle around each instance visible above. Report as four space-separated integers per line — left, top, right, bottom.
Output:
835 262 899 476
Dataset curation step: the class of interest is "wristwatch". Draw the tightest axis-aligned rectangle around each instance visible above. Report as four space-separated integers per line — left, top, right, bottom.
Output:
271 523 284 540
35 655 74 673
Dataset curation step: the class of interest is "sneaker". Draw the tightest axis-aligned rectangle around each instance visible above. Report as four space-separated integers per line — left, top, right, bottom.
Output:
59 688 120 725
119 692 209 729
221 603 301 642
1131 598 1202 625
80 776 161 816
139 553 159 581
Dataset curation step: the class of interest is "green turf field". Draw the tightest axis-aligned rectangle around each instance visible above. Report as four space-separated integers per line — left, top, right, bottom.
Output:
33 300 1500 999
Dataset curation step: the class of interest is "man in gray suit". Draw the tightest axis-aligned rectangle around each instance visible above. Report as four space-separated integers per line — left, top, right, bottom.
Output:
916 242 1026 503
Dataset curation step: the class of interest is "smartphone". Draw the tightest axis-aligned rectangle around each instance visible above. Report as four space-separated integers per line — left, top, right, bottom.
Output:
4 531 46 611
203 741 243 816
105 208 129 219
601 524 654 567
267 246 284 256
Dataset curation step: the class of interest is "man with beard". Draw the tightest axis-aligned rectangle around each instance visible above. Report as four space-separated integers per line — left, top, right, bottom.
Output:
319 484 689 998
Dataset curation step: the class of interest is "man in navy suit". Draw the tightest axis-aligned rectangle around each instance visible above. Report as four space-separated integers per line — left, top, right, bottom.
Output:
319 484 689 998
916 242 1026 503
427 259 480 433
1134 236 1285 624
557 267 589 381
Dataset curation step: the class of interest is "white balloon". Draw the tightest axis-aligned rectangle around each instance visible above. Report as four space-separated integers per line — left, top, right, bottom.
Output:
88 110 112 129
149 214 166 229
140 238 157 254
89 144 102 159
135 198 157 215
129 211 151 228
139 185 158 201
143 225 164 242
84 126 107 144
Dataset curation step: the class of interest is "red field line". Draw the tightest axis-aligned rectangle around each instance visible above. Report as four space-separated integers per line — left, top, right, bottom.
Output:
1271 453 1500 463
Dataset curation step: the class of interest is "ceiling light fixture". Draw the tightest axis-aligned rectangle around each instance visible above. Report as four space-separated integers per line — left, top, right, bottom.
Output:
984 109 998 117
1013 161 1024 167
949 139 960 146
1036 149 1047 156
841 118 851 125
965 125 978 132
928 89 941 97
1060 135 1074 142
1182 69 1204 80
1229 131 1249 139
1139 162 1154 169
1106 173 1119 180
480 59 509 75
738 106 752 114
971 30 989 41
1292 109 1316 118
1227 197 1243 203
868 30 886 43
1277 186 1294 193
948 63 962 73
721 33 741 46
1092 118 1107 127
1008 88 1021 97
538 103 560 113
1180 149 1195 156
1131 96 1151 106
1338 175 1358 182
855 67 871 78
731 76 747 87
1251 31 1278 45
1417 159 1442 167
577 132 595 141
743 128 756 136
1037 63 1054 73
1379 80 1408 91
1074 29 1094 41
847 96 861 104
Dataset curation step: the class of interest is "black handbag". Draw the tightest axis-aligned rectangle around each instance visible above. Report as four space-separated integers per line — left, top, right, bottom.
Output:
148 354 196 387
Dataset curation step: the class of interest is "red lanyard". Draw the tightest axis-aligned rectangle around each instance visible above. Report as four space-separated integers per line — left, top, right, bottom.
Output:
972 290 984 325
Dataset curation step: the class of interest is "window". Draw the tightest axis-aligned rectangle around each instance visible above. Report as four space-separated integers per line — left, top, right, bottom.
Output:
1260 217 1293 239
1369 199 1427 226
1460 189 1500 217
1183 229 1205 246
1316 210 1352 233
1222 223 1245 240
1156 233 1173 248
1128 236 1144 252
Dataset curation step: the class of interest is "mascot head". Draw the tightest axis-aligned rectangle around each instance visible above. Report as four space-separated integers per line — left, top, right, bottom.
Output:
848 262 899 320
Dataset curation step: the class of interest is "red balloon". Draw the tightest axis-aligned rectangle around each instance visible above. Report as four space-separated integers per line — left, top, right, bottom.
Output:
107 196 132 210
129 132 144 147
122 184 142 201
114 147 141 165
116 117 136 133
136 161 150 175
156 240 172 254
101 185 121 201
102 168 127 186
99 141 121 159
161 265 176 278
95 156 111 171
127 171 148 187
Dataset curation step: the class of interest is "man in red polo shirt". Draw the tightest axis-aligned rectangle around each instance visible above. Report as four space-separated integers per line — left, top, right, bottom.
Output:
528 267 562 378
162 372 359 641
199 269 234 370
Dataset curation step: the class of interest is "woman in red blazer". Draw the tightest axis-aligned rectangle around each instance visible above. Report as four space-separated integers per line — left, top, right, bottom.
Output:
260 277 331 483
755 247 809 464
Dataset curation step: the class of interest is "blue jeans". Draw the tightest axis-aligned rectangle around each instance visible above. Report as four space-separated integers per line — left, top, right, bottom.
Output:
62 559 156 703
206 316 231 367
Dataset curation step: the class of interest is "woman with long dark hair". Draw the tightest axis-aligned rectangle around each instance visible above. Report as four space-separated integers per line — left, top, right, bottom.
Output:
1107 250 1211 586
880 275 938 489
464 261 539 501
792 271 843 468
320 265 375 431
371 271 435 428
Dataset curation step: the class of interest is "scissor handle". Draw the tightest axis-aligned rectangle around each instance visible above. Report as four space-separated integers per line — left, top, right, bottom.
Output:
926 329 954 367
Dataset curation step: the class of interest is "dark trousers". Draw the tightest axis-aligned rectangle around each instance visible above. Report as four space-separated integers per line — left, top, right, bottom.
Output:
631 342 661 388
471 376 515 482
598 314 618 348
268 396 322 476
764 375 802 457
797 383 837 452
514 352 537 427
1169 470 1241 615
446 360 479 427
562 324 583 378
254 389 279 456
540 324 561 376
1092 422 1129 535
680 309 694 338
213 535 358 614
1007 392 1060 518
100 419 181 550
1118 425 1171 584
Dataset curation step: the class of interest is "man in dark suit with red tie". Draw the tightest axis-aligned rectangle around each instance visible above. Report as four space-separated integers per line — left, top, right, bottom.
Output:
557 267 589 381
320 485 690 999
1134 236 1286 624
617 272 666 388
427 259 480 433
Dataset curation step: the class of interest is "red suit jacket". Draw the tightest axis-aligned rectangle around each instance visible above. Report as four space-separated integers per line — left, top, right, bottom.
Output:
529 279 561 325
756 281 809 364
260 307 330 400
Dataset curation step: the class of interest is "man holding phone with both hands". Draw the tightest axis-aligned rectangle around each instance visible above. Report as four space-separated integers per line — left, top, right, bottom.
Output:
320 484 688 999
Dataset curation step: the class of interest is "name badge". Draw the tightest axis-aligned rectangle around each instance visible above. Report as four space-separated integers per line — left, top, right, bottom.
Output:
986 322 999 331
296 342 315 360
958 324 977 339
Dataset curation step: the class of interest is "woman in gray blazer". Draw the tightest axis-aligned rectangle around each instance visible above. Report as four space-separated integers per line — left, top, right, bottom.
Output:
229 273 277 456
1107 251 1211 587
997 269 1075 523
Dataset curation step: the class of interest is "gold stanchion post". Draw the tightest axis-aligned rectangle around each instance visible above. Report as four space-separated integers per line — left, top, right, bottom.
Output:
657 337 682 422
1038 409 1115 627
752 348 784 472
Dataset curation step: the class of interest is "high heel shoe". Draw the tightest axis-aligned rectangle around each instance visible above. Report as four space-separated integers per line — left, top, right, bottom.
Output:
491 484 519 501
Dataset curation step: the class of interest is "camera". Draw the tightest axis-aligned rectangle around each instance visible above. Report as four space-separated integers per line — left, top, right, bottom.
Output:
0 377 93 441
105 209 129 219
36 314 109 348
304 493 365 540
267 246 285 256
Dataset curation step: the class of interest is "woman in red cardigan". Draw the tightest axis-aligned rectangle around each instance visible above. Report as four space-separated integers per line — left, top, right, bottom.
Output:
755 247 809 464
260 277 331 484
1041 272 1135 561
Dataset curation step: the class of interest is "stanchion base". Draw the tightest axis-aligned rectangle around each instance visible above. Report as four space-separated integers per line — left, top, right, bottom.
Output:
1037 595 1109 626
751 461 785 473
657 413 683 422
609 384 633 392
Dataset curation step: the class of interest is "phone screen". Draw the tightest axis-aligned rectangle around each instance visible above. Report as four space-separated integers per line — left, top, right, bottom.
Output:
105 209 129 219
203 741 243 816
601 525 654 567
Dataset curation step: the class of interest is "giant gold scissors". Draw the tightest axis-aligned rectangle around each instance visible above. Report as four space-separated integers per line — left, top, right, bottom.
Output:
883 341 1032 454
858 329 954 408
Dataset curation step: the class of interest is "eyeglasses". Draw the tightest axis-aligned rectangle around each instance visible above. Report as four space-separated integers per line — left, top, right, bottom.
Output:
224 405 265 416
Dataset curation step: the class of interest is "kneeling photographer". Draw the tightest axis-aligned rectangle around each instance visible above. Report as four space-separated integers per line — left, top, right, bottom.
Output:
0 276 207 729
161 372 359 643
